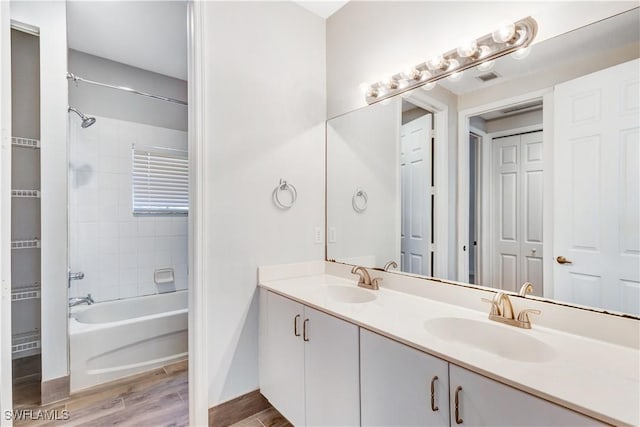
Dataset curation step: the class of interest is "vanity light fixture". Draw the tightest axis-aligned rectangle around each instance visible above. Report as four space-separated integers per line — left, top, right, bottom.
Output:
364 16 537 104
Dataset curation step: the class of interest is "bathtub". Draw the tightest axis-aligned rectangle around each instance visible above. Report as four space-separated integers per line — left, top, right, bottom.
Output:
69 290 188 392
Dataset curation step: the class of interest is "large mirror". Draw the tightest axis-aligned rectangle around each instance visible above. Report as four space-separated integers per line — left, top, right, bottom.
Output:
327 8 640 316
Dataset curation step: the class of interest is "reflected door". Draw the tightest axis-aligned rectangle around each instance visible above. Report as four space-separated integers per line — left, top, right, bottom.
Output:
492 131 543 292
400 114 432 275
554 59 640 315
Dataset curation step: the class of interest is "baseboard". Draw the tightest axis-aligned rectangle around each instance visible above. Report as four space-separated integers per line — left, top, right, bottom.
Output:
208 389 270 427
41 375 70 405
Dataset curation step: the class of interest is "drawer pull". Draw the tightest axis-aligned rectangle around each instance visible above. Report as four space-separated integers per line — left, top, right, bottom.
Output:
303 318 310 342
454 385 463 424
293 314 301 337
430 376 439 412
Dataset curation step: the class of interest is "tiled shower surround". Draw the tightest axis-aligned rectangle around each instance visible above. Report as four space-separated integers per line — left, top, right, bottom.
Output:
69 115 187 302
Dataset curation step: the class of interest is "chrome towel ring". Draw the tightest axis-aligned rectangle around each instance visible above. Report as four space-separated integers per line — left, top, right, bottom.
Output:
273 179 297 209
352 188 368 212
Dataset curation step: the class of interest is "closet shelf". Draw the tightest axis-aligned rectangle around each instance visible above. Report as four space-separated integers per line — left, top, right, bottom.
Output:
12 331 41 355
11 137 40 149
11 239 40 250
12 284 41 301
12 189 41 198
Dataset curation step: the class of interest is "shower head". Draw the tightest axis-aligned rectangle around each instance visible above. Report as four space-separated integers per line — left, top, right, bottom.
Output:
68 107 96 128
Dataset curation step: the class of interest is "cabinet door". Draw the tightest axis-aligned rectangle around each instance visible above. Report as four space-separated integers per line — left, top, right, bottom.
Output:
449 365 602 426
259 290 305 426
304 306 360 427
361 329 449 427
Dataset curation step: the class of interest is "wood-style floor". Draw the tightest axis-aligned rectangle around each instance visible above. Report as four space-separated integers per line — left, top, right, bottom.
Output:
12 360 188 427
230 408 292 427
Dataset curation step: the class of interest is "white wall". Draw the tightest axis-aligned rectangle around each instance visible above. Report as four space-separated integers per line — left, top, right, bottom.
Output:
0 1 13 422
68 115 188 303
11 0 68 384
327 98 400 267
201 1 325 406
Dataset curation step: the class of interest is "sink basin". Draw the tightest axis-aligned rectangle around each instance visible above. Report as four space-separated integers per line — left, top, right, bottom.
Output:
321 285 377 304
424 317 556 363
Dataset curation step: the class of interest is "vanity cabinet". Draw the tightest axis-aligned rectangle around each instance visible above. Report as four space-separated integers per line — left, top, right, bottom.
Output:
259 290 360 426
449 365 601 426
360 329 450 426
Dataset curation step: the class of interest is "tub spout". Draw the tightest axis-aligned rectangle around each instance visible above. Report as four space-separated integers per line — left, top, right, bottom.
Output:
69 294 94 307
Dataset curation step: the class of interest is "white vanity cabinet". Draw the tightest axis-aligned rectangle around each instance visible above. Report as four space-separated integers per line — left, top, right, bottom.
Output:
360 329 450 426
259 289 360 426
449 365 601 426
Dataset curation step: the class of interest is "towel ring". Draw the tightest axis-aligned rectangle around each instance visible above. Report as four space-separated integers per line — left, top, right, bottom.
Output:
352 188 368 212
273 179 297 209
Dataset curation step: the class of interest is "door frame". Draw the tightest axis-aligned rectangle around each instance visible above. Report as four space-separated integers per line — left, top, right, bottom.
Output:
0 2 13 423
457 88 554 297
468 127 489 285
187 1 209 425
402 90 449 279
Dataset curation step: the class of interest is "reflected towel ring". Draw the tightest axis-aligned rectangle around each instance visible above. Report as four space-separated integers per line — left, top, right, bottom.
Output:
273 179 297 209
352 188 368 212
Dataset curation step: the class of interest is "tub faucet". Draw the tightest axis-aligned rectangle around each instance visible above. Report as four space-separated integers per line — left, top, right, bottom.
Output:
69 294 94 307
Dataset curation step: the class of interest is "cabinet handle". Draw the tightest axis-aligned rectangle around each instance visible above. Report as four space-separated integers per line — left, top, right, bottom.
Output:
454 385 463 424
430 376 439 412
303 318 310 342
293 314 301 337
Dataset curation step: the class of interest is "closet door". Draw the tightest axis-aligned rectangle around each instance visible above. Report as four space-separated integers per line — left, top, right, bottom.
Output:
492 135 521 292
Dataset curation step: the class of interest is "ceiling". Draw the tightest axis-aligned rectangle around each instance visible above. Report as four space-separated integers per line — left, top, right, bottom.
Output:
67 1 188 81
294 1 349 18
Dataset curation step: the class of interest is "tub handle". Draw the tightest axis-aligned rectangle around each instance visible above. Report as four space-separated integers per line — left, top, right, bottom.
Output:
293 314 301 337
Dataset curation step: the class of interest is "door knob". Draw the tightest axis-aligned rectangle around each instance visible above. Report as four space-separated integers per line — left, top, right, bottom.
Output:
556 256 573 265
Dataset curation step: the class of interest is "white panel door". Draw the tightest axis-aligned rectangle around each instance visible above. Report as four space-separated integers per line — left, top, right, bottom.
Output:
492 132 544 292
492 135 521 292
360 329 449 427
259 291 305 426
400 114 432 275
449 365 601 426
520 131 544 295
554 59 640 315
304 306 360 427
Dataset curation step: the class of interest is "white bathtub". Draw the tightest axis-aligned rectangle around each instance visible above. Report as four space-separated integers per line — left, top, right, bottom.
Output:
69 290 188 392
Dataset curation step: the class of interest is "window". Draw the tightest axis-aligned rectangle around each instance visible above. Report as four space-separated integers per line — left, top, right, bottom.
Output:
132 146 188 215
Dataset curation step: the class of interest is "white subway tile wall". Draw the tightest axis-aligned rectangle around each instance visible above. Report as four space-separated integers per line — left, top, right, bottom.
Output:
69 116 188 302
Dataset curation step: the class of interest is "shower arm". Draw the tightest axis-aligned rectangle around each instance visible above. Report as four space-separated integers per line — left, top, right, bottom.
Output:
66 72 188 106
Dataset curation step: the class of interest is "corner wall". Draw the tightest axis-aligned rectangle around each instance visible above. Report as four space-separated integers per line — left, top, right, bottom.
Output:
200 1 326 406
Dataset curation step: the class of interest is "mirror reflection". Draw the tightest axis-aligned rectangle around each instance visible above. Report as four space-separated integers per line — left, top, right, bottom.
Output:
327 8 640 316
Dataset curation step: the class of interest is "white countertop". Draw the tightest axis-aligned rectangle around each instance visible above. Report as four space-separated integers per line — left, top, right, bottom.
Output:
259 273 640 427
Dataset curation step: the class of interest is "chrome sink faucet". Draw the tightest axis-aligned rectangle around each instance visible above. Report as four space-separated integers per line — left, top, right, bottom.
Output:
482 292 540 329
351 266 382 290
69 294 94 307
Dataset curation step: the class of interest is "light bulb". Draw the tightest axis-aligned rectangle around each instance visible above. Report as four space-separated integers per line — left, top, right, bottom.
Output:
422 81 436 91
359 82 370 94
448 71 464 82
447 59 463 81
511 46 531 60
402 67 420 81
477 59 495 72
427 55 446 71
457 40 478 58
492 23 515 43
419 70 432 81
382 77 399 89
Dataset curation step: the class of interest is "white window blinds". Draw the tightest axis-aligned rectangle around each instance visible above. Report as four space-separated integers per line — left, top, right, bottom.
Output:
132 146 188 214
